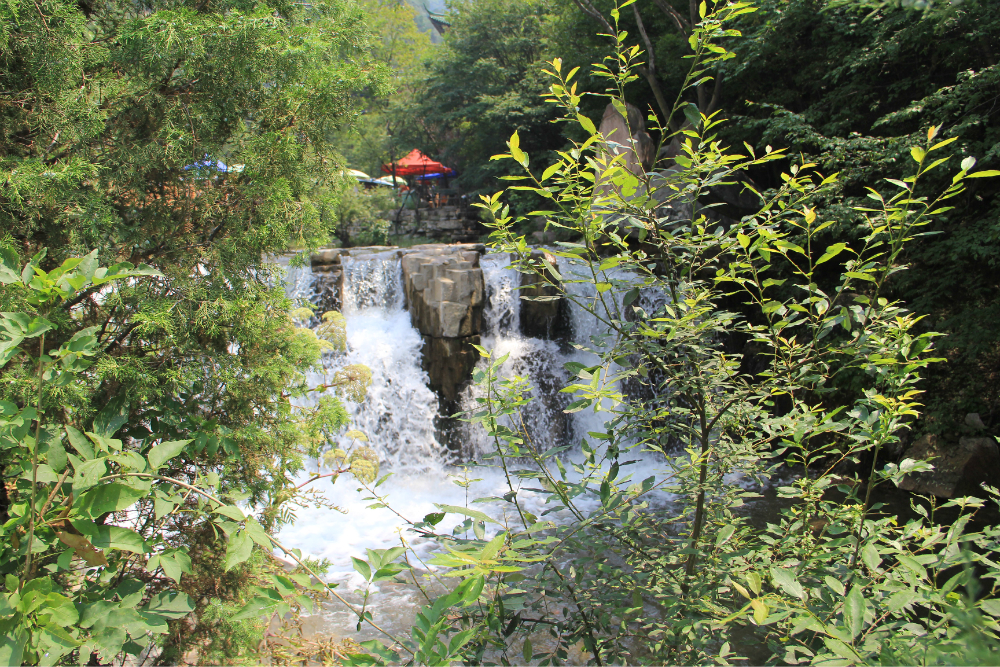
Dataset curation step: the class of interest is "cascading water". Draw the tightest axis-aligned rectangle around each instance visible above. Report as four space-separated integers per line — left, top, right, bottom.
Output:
289 250 443 469
460 253 573 458
275 248 673 643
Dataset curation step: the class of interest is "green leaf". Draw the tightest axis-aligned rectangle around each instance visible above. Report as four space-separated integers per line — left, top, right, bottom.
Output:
435 504 501 525
224 530 254 571
480 532 506 561
39 593 79 626
44 438 67 472
72 457 105 492
232 589 284 621
352 556 372 581
825 575 845 597
243 517 272 549
65 425 94 459
74 522 150 553
861 543 881 573
824 637 861 662
75 483 146 518
750 598 768 624
37 626 78 666
148 550 192 584
147 439 191 470
540 162 562 183
978 598 1000 617
92 396 128 437
844 585 865 638
0 248 20 285
0 629 27 667
213 505 246 522
966 170 1000 178
770 566 805 600
715 524 736 546
816 243 850 266
141 591 195 620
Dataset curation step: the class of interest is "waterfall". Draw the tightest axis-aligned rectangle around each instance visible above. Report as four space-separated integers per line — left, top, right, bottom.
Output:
276 248 675 629
457 251 646 458
480 252 520 336
340 253 404 315
289 252 444 470
286 249 646 466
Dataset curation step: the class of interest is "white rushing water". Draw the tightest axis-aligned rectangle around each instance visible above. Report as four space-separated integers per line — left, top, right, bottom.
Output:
275 248 673 642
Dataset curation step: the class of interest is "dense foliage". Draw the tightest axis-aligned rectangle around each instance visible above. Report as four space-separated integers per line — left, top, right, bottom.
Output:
719 0 1000 433
3 0 999 664
412 0 1000 433
345 5 1000 663
0 0 391 661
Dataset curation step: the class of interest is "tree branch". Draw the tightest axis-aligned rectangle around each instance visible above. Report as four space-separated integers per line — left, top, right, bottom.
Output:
632 3 676 126
571 0 614 35
651 0 691 34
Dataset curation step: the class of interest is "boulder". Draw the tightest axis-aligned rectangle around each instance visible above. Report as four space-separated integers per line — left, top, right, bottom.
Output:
598 101 655 176
965 413 987 431
520 248 562 339
898 434 1000 498
311 248 348 266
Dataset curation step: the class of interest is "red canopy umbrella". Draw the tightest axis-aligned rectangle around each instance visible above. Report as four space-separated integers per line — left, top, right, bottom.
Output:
381 149 455 178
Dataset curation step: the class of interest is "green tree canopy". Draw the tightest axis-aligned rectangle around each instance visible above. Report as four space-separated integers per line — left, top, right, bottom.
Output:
0 0 387 506
719 0 1000 432
414 0 566 201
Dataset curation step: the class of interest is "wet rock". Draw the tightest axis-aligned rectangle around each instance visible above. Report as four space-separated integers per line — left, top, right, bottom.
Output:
898 434 1000 498
312 267 343 312
520 248 562 339
399 244 486 407
422 335 481 402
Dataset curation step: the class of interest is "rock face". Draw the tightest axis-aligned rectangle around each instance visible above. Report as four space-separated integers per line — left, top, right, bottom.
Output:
598 101 655 177
898 434 1000 498
399 244 485 402
401 245 484 339
519 248 563 339
310 249 349 312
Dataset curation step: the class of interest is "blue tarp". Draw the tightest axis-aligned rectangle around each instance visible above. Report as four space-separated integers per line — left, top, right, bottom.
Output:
184 155 229 172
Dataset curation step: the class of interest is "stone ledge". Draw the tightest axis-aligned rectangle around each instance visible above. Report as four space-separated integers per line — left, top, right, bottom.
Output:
899 434 1000 498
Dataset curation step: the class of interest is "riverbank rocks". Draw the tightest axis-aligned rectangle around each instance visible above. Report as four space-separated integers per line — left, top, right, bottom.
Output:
520 248 563 339
898 434 1000 498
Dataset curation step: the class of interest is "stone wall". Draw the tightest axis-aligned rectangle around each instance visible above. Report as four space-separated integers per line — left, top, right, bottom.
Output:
387 205 485 243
